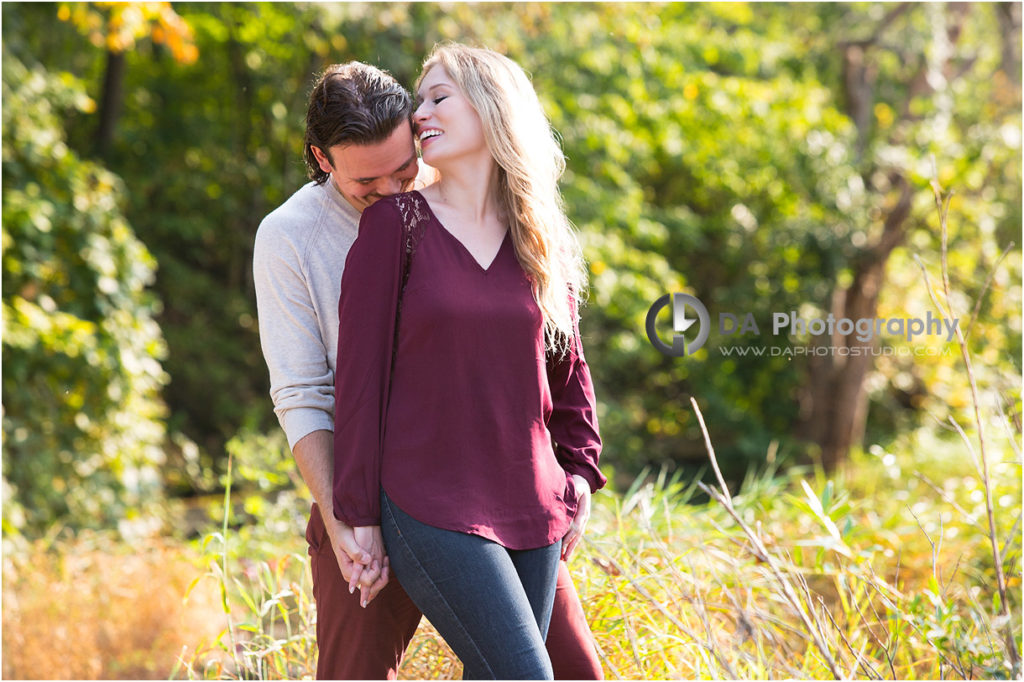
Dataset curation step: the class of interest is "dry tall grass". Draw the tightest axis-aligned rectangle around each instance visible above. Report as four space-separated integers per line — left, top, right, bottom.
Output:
2 533 225 680
169 428 1019 681
2 430 1019 681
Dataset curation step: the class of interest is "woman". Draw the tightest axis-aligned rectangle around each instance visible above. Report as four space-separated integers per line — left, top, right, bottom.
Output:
332 43 605 680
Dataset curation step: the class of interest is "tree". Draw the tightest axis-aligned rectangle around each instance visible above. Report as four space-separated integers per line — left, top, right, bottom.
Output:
3 3 1017 505
2 51 169 533
799 3 1022 468
57 2 197 158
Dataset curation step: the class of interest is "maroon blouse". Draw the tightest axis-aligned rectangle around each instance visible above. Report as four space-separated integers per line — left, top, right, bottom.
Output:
332 191 605 550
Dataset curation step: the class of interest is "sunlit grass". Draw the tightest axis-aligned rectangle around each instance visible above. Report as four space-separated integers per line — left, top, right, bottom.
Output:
577 437 1021 680
1 533 225 680
180 416 1020 680
3 428 1019 680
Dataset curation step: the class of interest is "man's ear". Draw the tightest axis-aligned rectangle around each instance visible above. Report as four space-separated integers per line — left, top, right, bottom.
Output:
310 145 334 175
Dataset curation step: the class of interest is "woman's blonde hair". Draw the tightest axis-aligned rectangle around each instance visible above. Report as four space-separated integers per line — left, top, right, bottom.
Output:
417 42 587 355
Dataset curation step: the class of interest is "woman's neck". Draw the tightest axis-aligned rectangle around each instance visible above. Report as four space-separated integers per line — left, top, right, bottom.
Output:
431 160 502 225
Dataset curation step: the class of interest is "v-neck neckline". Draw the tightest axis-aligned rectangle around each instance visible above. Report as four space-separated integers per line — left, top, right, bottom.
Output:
412 190 510 273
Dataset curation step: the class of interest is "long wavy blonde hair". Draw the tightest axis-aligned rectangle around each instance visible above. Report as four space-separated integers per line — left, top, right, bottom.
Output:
417 43 587 355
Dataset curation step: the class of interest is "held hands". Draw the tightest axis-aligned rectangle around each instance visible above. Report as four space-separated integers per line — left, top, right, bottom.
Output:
351 525 389 606
561 474 592 561
324 515 389 608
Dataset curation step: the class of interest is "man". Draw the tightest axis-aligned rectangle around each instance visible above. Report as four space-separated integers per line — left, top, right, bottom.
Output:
253 62 603 680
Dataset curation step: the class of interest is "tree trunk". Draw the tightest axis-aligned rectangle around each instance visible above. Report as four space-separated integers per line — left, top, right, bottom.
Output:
997 2 1022 86
801 4 970 470
96 49 125 159
800 180 913 470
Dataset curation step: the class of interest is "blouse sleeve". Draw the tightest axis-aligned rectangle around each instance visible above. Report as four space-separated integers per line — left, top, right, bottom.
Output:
546 297 607 494
332 199 404 527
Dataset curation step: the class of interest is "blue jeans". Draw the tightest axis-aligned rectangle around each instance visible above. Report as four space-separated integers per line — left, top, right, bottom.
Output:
380 489 560 680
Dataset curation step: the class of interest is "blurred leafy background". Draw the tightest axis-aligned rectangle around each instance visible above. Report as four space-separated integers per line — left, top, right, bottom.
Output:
1 2 1021 679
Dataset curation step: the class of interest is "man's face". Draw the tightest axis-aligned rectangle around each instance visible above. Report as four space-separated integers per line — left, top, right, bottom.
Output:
312 119 419 212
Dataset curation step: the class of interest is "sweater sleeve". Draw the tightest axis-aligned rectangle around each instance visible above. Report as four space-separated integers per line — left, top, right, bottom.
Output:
332 200 404 526
546 297 607 494
253 215 335 449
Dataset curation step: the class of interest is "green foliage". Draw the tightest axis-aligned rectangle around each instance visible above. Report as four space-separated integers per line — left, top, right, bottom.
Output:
222 428 310 550
524 3 861 473
103 3 322 457
2 3 1020 510
1 51 168 533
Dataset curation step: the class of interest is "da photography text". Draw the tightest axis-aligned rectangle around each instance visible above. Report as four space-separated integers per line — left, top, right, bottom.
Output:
646 292 960 358
720 310 960 344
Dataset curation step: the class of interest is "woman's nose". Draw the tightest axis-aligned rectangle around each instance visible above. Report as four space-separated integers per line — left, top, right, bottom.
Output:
413 102 429 123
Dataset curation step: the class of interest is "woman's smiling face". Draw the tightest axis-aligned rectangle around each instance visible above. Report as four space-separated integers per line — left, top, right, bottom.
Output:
413 65 489 168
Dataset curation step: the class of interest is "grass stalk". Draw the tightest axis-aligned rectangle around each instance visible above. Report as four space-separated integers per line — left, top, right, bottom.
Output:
594 547 740 679
689 396 846 680
220 451 239 672
914 178 1021 672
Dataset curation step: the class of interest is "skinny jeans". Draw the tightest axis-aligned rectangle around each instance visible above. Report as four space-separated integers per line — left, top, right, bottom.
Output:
380 488 560 680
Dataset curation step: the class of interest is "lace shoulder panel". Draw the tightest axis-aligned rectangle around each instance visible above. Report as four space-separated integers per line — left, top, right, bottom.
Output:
391 191 431 259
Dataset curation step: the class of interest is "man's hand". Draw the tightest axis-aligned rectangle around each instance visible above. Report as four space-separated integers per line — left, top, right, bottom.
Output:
322 514 389 607
561 474 592 561
323 517 390 607
351 525 389 607
323 513 372 581
291 434 390 606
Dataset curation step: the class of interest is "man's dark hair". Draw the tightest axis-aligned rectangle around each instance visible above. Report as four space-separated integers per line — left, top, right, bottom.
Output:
304 62 414 185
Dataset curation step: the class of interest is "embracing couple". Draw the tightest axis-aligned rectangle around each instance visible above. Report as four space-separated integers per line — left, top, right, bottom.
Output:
254 42 605 680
